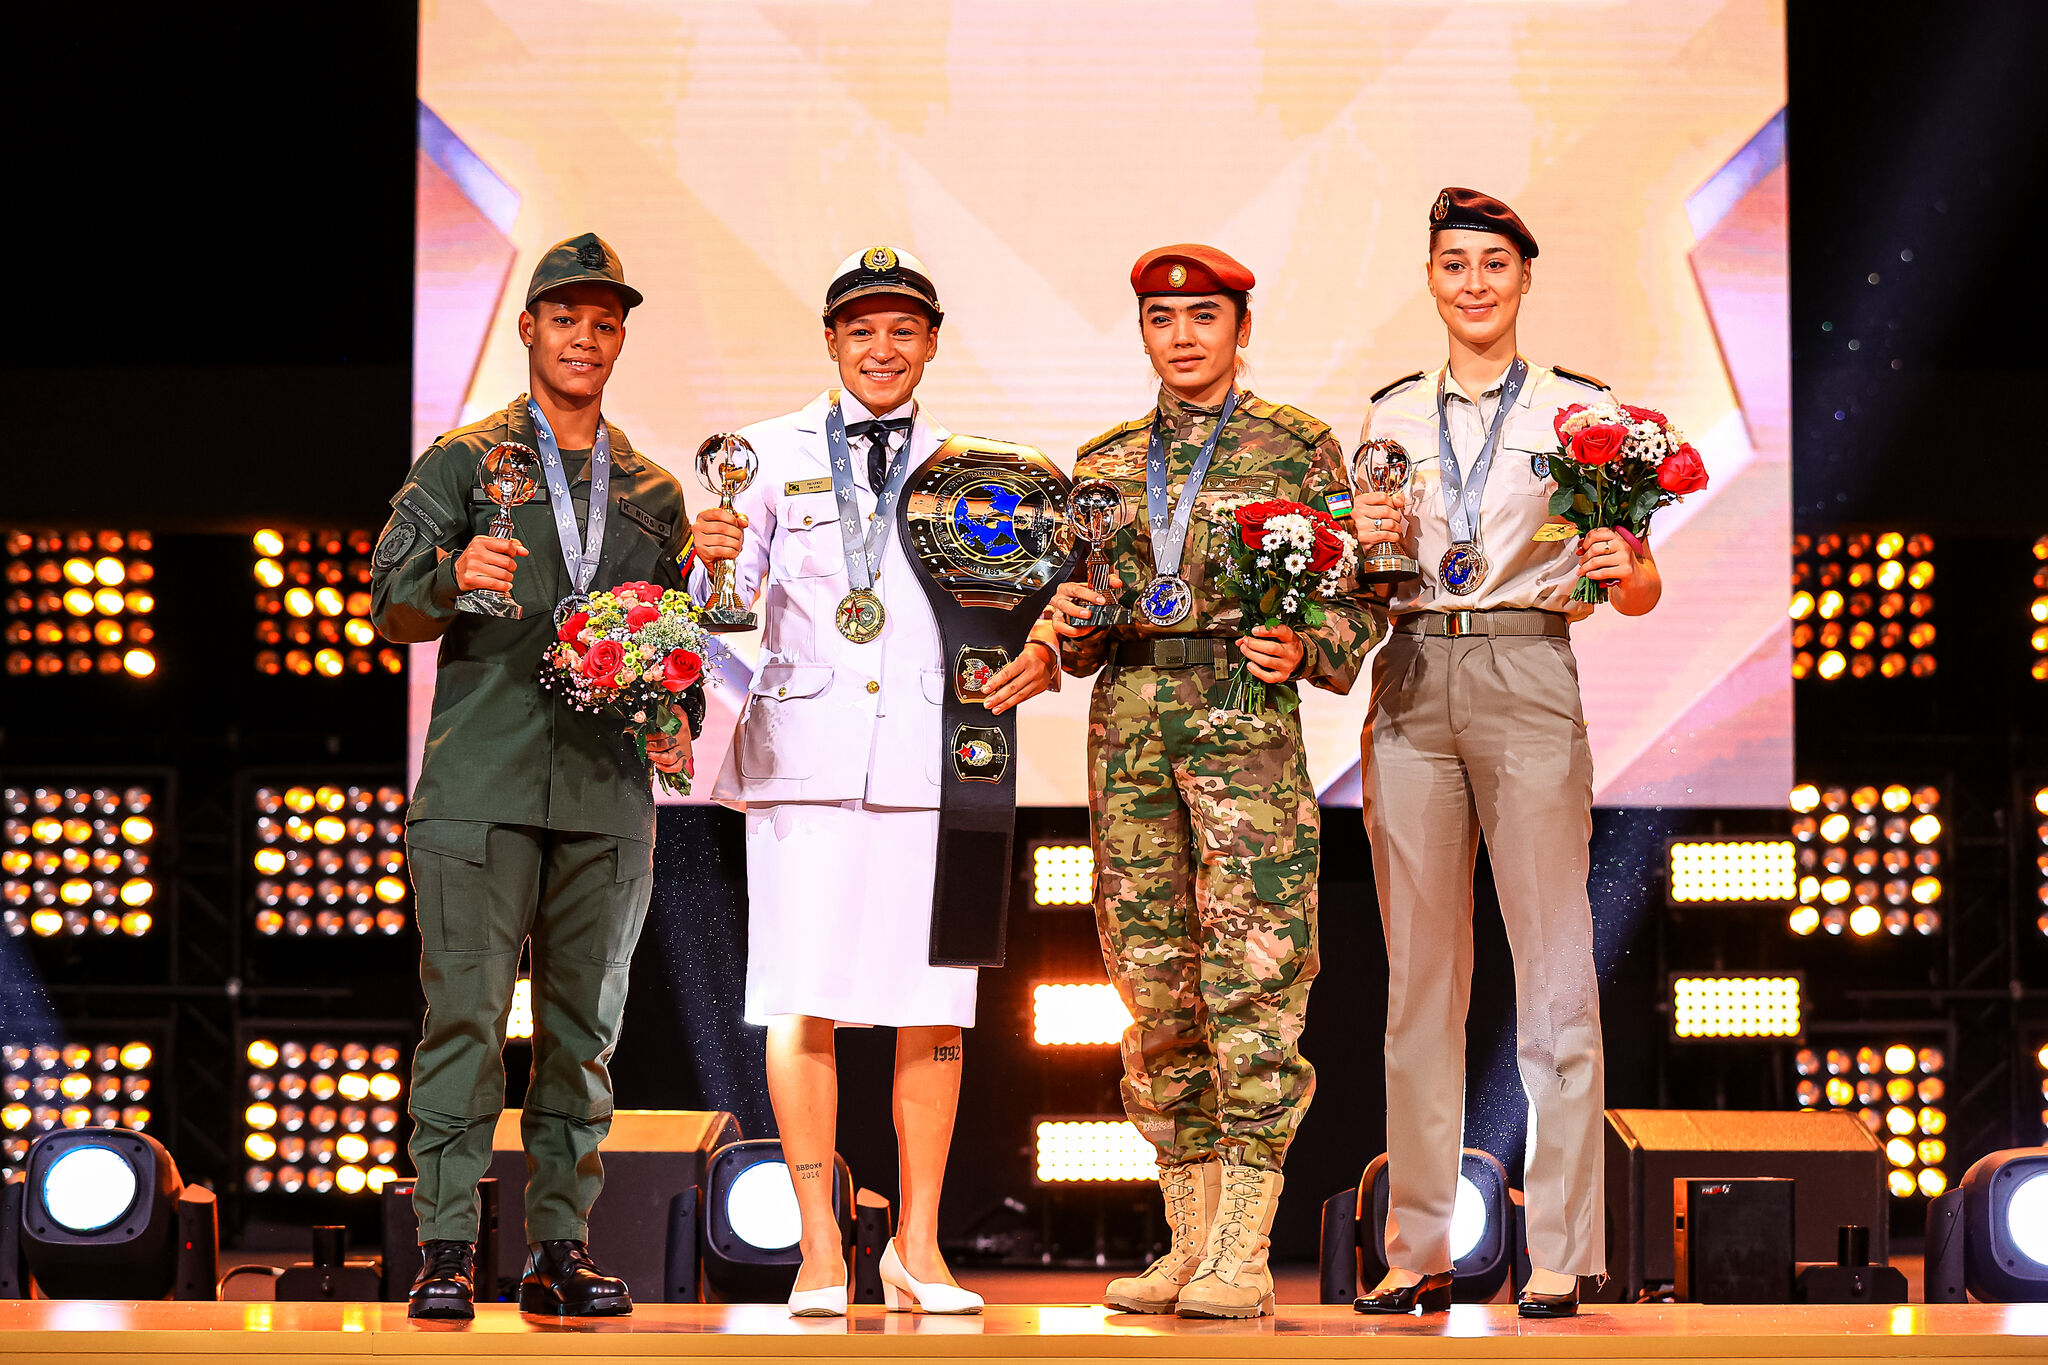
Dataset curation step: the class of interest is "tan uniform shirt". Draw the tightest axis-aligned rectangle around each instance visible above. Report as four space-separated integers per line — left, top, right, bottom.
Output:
1361 360 1608 621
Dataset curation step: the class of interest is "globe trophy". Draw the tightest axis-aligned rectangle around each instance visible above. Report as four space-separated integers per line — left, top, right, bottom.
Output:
694 432 761 632
455 441 540 618
1353 437 1420 585
1067 478 1131 628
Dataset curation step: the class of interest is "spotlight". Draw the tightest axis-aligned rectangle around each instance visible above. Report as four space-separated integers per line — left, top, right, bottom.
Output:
0 1032 158 1182
1 783 161 941
250 530 385 676
699 1138 853 1302
1669 973 1802 1040
1790 779 1946 939
238 1027 408 1196
1792 1032 1947 1193
1331 1148 1518 1304
1 531 156 679
1666 838 1798 904
1032 1117 1155 1183
1031 982 1131 1046
1029 841 1094 907
18 1127 215 1299
249 780 409 939
1795 532 1933 681
1927 1147 2048 1302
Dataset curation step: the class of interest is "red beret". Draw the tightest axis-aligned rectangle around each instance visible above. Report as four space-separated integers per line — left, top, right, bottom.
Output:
1130 244 1255 297
1429 187 1539 259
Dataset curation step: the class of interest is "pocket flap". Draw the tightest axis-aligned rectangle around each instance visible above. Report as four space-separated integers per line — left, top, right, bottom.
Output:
782 491 841 530
1247 849 1317 904
405 819 490 865
751 660 835 699
920 667 945 704
614 837 653 882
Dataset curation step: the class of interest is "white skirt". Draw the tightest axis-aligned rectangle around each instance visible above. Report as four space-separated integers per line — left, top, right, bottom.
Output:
742 799 978 1029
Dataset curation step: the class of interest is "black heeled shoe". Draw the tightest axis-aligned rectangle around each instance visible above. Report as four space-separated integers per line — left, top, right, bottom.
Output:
408 1240 477 1320
1353 1270 1454 1314
1517 1282 1580 1318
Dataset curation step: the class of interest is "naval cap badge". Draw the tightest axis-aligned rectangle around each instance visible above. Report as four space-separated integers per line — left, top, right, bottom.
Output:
862 245 898 274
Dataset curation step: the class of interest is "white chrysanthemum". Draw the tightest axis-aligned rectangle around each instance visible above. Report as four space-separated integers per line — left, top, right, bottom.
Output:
1284 553 1306 574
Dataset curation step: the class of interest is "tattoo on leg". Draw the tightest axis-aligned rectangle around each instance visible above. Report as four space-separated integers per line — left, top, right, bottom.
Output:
932 1043 962 1062
794 1161 825 1180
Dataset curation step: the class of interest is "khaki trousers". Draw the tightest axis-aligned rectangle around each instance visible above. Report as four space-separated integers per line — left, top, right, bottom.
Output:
1361 633 1605 1276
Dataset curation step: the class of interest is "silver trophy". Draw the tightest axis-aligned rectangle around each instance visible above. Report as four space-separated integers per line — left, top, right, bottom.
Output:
1067 478 1131 628
1353 438 1420 585
694 432 761 633
455 441 541 618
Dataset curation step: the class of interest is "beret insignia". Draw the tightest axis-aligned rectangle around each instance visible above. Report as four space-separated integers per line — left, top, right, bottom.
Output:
1167 264 1187 287
575 241 607 269
1433 190 1450 222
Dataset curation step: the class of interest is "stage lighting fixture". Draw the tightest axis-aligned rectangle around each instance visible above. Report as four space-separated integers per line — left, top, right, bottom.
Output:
699 1138 853 1303
250 529 401 676
2030 537 2047 682
1666 837 1797 905
1 1034 158 1182
1 784 161 940
1028 841 1094 907
17 1126 215 1300
1669 973 1802 1040
507 976 534 1042
1925 1147 2048 1303
1031 982 1131 1046
1792 1033 1947 1196
1787 780 1946 939
1032 1117 1155 1183
2 530 158 678
1790 531 1934 681
1336 1148 1517 1304
249 782 409 939
238 1029 408 1197
2031 786 2047 940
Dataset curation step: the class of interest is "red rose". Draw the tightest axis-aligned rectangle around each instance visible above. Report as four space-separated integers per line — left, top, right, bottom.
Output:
580 639 625 686
557 610 589 645
1552 403 1588 442
1621 403 1669 428
1307 509 1347 573
624 604 660 632
1568 423 1628 465
660 649 703 693
1233 499 1299 550
1657 442 1709 494
614 581 665 605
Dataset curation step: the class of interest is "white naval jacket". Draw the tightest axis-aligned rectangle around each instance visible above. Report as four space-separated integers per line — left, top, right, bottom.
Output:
689 390 949 808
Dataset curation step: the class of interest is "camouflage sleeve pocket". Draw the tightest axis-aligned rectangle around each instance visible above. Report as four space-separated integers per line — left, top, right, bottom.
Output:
1247 848 1318 905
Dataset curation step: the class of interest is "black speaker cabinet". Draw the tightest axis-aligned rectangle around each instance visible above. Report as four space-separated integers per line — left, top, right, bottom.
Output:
1601 1109 1886 1302
1674 1177 1794 1303
486 1109 741 1304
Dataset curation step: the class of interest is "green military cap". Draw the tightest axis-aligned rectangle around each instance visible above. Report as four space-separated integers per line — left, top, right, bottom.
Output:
525 232 644 312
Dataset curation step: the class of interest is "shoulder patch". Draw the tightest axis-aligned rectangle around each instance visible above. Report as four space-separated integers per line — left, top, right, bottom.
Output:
1551 364 1610 392
390 478 461 543
1369 371 1427 405
371 521 419 571
1078 415 1152 459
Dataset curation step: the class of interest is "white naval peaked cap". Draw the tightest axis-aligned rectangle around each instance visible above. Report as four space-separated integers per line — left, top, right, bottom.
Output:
822 244 943 323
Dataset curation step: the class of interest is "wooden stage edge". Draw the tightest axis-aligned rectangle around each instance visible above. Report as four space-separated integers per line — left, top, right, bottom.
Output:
3 1301 2048 1364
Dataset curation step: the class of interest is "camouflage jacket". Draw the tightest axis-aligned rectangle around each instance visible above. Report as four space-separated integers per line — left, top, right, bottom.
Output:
1058 386 1379 693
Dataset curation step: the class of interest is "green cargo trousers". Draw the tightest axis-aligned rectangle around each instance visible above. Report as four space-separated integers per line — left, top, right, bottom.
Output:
405 820 654 1243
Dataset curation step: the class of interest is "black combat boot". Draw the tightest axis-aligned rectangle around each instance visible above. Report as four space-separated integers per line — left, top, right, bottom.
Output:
408 1240 477 1320
518 1239 632 1317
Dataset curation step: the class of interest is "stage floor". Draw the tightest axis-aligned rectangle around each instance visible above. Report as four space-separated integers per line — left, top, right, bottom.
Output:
4 1300 2048 1364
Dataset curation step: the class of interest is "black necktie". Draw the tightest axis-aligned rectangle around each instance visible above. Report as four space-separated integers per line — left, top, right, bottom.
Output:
847 417 911 488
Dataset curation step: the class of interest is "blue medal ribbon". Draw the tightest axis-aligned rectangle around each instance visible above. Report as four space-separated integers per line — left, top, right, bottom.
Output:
823 392 915 593
1145 388 1241 580
526 397 610 601
1433 358 1527 551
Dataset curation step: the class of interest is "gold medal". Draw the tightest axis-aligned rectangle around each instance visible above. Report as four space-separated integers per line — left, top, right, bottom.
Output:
835 588 885 643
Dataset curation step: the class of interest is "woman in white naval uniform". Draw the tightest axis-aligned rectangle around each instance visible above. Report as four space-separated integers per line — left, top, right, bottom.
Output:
1349 190 1663 1320
688 247 1055 1318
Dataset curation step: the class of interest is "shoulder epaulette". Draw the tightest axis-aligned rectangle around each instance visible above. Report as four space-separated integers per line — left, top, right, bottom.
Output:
1261 402 1333 450
1369 371 1427 405
1551 365 1610 392
1078 415 1152 458
431 409 510 450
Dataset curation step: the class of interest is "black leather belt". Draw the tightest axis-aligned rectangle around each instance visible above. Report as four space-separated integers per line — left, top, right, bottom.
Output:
1393 609 1570 639
1114 635 1239 668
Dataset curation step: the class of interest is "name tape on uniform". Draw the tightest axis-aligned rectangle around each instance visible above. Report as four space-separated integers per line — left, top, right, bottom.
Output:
1530 520 1578 543
785 477 833 496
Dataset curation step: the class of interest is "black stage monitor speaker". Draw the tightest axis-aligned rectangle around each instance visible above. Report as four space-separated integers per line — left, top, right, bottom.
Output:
1674 1177 1794 1303
487 1109 741 1305
1601 1110 1886 1302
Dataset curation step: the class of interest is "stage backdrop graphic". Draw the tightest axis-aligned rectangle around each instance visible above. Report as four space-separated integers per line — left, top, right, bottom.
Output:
412 0 1788 808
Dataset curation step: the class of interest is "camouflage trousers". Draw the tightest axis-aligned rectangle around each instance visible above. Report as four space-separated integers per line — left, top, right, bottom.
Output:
1087 662 1321 1172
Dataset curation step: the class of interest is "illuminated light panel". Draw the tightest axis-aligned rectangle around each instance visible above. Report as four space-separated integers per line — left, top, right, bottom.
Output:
250 781 409 940
1030 843 1094 907
1670 973 1802 1040
251 530 399 677
2033 785 2048 942
1792 1034 1947 1196
1 530 158 678
1791 531 1934 682
1668 838 1797 904
239 1029 408 1196
0 1033 157 1181
507 977 534 1042
1 784 160 939
1032 1118 1155 1184
1789 778 1946 939
1031 982 1133 1047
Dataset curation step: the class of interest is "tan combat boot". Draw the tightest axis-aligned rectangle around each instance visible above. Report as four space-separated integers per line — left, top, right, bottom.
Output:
1102 1161 1221 1314
1174 1164 1282 1319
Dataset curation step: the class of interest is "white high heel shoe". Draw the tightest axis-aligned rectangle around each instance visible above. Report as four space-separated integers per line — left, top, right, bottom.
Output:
878 1238 983 1315
787 1272 848 1317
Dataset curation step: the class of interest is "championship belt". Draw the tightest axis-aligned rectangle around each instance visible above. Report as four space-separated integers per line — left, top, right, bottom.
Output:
899 435 1076 967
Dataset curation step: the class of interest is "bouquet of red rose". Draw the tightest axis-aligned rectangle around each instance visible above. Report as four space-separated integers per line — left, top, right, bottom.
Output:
1206 497 1357 719
538 581 712 795
1546 400 1709 604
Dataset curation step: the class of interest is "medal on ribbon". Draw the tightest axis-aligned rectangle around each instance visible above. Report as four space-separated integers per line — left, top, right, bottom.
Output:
1140 389 1240 628
824 393 915 643
525 398 612 623
1433 359 1527 598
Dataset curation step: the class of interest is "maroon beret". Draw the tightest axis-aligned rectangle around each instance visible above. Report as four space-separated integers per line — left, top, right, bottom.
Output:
1130 244 1256 297
1429 187 1539 259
